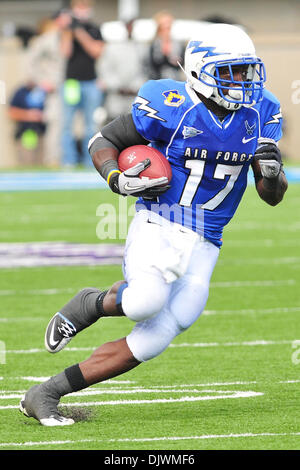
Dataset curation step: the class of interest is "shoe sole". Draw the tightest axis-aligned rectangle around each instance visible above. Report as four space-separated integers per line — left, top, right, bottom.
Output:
19 396 30 417
19 395 74 426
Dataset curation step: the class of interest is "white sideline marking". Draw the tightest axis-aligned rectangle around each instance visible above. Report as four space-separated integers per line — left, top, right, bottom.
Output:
0 379 297 394
6 347 94 354
225 239 300 247
279 380 300 384
169 340 297 348
1 378 259 386
111 432 300 443
0 280 295 296
0 391 263 409
203 307 300 316
0 317 44 323
14 377 134 384
1 378 298 389
210 280 295 288
0 288 76 296
218 256 300 266
1 306 299 324
1 432 300 447
5 339 298 355
228 221 300 232
35 391 265 405
0 388 259 400
0 439 93 448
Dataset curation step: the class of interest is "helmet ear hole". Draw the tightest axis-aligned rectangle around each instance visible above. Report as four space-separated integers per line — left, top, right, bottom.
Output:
191 71 198 79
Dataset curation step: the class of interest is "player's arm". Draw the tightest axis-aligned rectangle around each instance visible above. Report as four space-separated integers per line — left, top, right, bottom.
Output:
251 138 288 206
88 113 168 197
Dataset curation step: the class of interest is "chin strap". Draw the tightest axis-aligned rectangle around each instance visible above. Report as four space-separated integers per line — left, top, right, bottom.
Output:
210 88 244 111
210 94 242 111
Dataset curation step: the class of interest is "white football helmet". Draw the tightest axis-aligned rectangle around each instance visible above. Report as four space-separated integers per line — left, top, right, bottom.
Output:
183 23 266 110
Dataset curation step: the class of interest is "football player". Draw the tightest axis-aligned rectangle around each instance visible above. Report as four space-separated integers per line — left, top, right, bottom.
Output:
20 23 287 425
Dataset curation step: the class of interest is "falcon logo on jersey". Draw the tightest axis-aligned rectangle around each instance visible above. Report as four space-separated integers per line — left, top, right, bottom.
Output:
162 90 185 107
244 120 256 135
182 126 203 139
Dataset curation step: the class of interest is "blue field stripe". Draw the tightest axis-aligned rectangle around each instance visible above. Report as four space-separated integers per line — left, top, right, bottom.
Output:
0 168 299 192
0 171 108 192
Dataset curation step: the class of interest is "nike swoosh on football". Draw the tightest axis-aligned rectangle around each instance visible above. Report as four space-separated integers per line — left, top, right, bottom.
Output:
242 136 256 144
49 318 59 346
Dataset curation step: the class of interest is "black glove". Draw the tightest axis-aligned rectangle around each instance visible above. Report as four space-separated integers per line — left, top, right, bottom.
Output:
254 138 282 178
138 184 171 200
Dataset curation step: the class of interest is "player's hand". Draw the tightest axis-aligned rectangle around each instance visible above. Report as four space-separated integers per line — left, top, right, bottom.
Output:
109 159 169 197
254 137 282 179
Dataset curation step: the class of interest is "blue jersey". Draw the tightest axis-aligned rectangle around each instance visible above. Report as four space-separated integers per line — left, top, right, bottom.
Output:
131 79 282 247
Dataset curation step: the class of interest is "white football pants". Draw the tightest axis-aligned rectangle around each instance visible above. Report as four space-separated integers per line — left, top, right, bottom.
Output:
123 210 219 362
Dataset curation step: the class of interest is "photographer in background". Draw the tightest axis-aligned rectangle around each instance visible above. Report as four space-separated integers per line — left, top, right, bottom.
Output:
59 0 105 167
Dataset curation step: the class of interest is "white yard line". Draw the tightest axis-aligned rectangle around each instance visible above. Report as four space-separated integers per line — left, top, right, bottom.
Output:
5 339 297 355
218 257 300 265
224 239 300 247
1 306 299 324
1 432 300 447
0 388 264 400
0 280 295 296
169 339 296 348
0 391 263 409
210 280 295 288
227 222 300 232
15 377 134 384
1 378 299 387
0 288 76 296
203 307 300 316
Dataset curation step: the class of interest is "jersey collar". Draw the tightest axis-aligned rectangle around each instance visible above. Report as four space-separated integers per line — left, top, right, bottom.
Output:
185 83 201 105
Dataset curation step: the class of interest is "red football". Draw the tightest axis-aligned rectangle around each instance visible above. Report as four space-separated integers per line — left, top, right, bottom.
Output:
118 145 172 183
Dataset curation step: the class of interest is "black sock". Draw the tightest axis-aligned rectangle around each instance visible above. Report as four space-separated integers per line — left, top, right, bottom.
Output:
95 290 108 316
43 364 88 399
64 364 88 392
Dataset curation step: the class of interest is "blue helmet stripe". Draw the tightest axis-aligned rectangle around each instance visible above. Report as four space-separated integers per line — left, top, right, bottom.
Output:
187 40 227 57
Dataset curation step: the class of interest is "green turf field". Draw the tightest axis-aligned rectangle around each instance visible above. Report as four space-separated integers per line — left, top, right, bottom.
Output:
0 183 299 451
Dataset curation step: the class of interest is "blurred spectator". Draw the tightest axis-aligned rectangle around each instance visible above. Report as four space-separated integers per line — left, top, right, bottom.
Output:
8 80 48 166
59 0 105 167
26 14 68 167
98 19 147 121
146 10 184 80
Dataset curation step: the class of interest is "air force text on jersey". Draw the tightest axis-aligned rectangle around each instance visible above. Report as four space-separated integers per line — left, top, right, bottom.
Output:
184 147 253 163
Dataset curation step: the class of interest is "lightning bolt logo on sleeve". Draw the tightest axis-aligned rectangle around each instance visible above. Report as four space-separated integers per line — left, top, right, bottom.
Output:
265 108 282 125
134 96 166 122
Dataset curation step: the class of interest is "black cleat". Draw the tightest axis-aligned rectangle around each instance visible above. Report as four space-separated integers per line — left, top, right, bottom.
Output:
45 312 77 353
